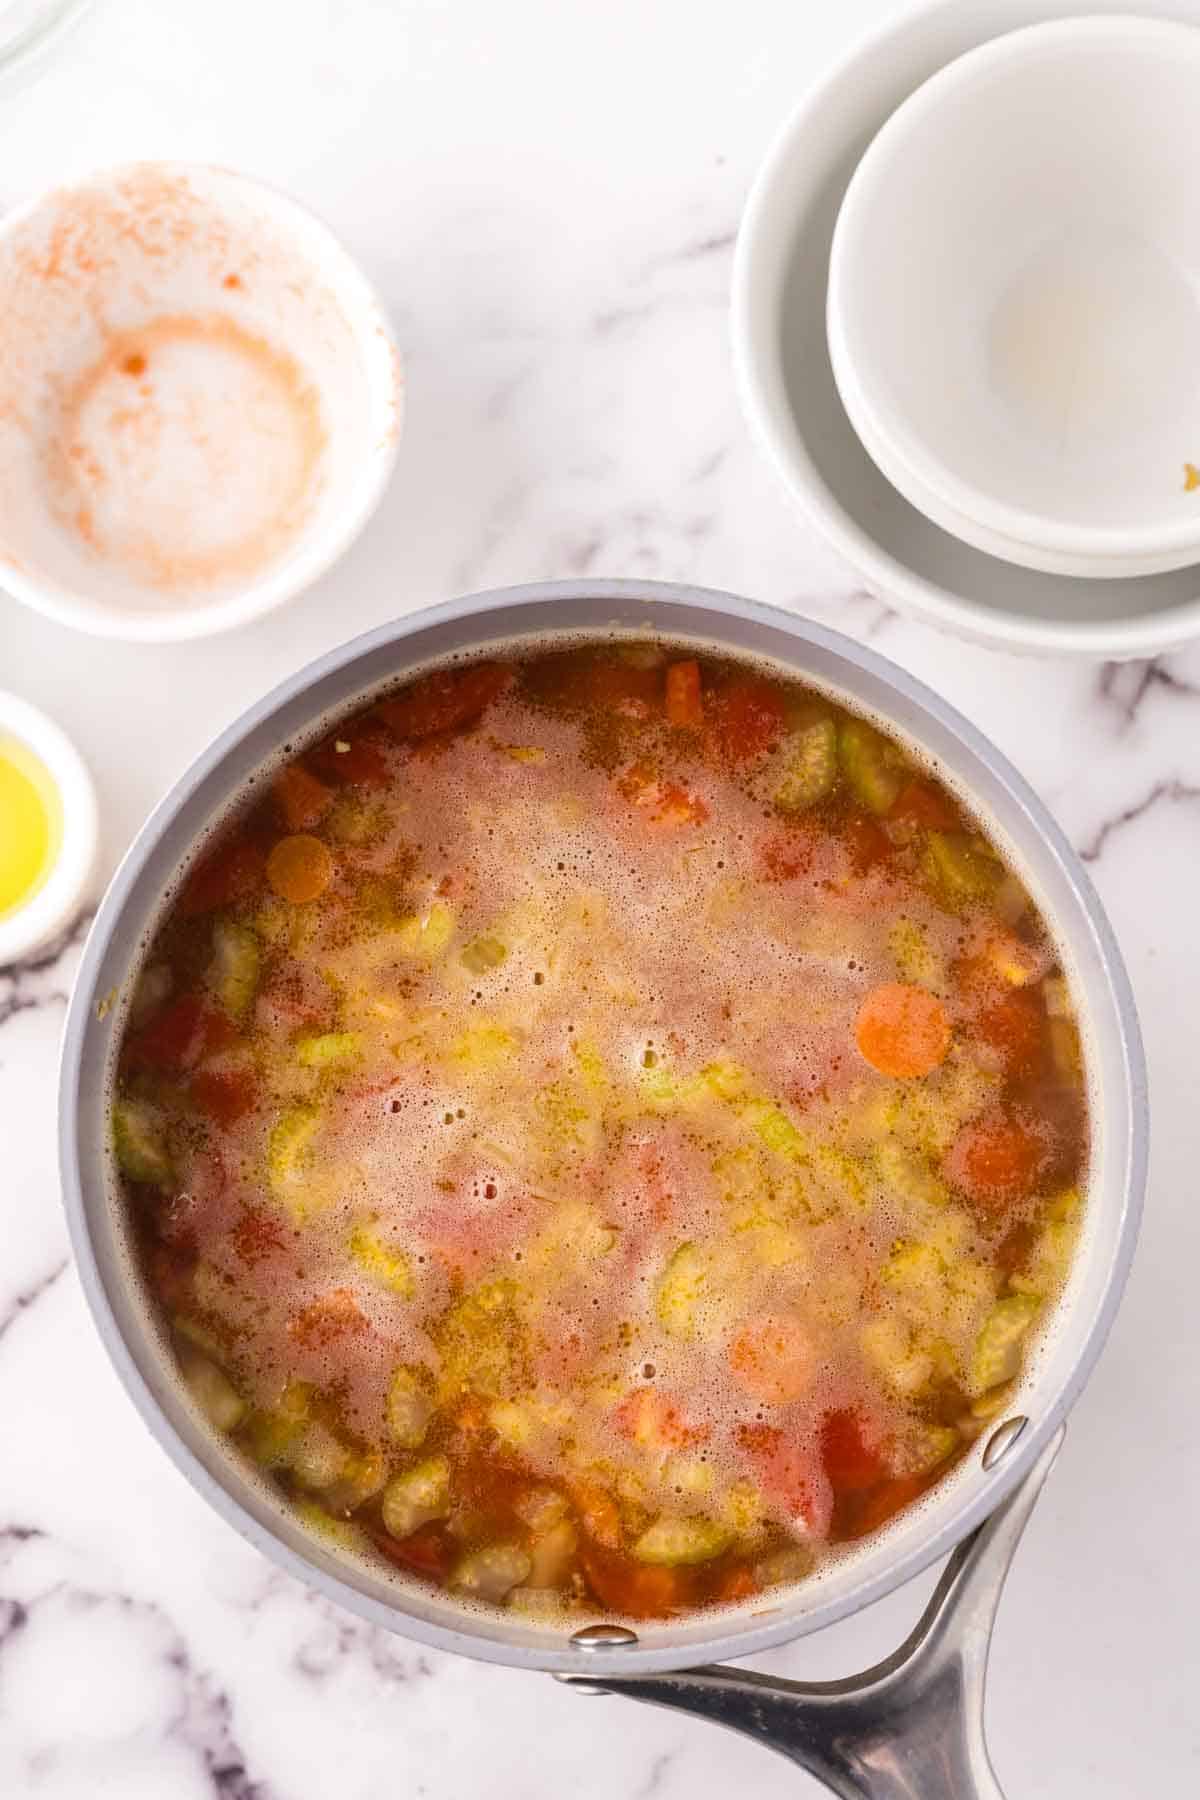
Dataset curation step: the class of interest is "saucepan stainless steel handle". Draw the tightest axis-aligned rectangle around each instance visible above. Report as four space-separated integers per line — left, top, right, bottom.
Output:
559 1426 1065 1799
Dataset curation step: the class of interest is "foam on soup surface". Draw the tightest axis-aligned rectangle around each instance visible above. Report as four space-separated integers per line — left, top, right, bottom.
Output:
111 642 1088 1621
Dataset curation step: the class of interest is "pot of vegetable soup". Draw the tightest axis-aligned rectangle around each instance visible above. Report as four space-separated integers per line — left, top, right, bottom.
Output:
61 581 1145 1797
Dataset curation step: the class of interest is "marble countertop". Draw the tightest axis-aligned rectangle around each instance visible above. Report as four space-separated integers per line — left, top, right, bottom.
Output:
2 2 1197 1794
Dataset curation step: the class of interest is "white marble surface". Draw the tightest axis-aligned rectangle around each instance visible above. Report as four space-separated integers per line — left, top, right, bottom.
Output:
2 2 1198 1794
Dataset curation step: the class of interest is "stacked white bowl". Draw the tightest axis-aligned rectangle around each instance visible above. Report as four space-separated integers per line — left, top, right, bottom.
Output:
826 15 1200 581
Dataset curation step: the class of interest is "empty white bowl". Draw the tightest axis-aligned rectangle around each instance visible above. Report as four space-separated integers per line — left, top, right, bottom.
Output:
0 162 403 640
828 15 1200 579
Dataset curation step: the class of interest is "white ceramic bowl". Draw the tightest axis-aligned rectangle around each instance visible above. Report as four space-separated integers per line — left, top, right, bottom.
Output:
732 0 1200 657
0 162 403 641
0 690 96 964
828 15 1200 580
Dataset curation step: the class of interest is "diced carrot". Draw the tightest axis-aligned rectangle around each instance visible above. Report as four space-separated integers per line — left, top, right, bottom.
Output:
974 988 1046 1076
842 811 894 873
191 1066 258 1125
613 1388 710 1449
714 1564 759 1604
124 994 235 1073
665 660 703 729
266 834 335 904
289 1288 369 1348
376 662 512 741
707 676 787 763
273 763 334 831
178 839 265 919
855 983 950 1079
308 731 391 788
571 1480 623 1549
581 1547 688 1620
888 779 961 833
729 1314 815 1404
737 1424 820 1527
820 1408 885 1495
370 1521 452 1578
945 1111 1051 1208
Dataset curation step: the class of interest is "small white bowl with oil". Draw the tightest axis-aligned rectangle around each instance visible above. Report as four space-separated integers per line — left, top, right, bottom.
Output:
0 692 97 963
827 14 1200 580
0 162 403 641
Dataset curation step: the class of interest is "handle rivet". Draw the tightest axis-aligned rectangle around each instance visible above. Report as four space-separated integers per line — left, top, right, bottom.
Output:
983 1414 1029 1470
569 1623 640 1649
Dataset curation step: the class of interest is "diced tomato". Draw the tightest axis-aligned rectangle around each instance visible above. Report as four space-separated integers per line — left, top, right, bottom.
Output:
737 1423 821 1528
618 763 708 825
665 660 703 728
888 779 961 833
273 763 334 831
945 1110 1053 1209
370 1522 452 1578
820 1409 885 1495
707 676 787 763
376 662 513 741
713 1564 759 1604
231 1206 288 1267
974 988 1046 1077
613 1388 710 1449
191 1066 258 1126
124 994 236 1073
308 731 392 788
177 839 265 918
839 1473 928 1541
586 659 663 718
581 1547 689 1620
289 1288 369 1348
570 1481 623 1549
758 829 814 883
842 811 893 873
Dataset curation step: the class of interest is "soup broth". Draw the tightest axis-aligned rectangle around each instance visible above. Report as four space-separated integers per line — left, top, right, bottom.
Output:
111 640 1088 1622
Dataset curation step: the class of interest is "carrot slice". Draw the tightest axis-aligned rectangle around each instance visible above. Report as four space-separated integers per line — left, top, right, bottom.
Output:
946 1111 1051 1208
729 1314 814 1404
273 763 333 832
665 659 703 728
855 982 950 1079
266 834 335 904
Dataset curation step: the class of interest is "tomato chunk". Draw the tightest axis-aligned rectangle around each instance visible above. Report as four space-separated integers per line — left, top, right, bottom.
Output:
178 839 265 918
737 1423 820 1528
191 1066 257 1125
124 994 235 1073
974 988 1046 1076
707 676 787 762
376 663 512 741
820 1408 885 1495
273 763 334 831
370 1522 452 1578
581 1547 690 1619
308 730 391 788
889 779 961 833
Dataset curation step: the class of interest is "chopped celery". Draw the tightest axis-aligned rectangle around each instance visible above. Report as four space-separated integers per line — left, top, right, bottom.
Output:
297 1031 363 1069
381 1454 451 1539
180 1349 245 1432
112 1098 173 1186
291 1423 352 1491
320 1448 387 1513
719 1480 768 1537
860 1315 937 1397
924 832 1003 906
508 1586 574 1621
267 1106 322 1218
246 1381 312 1467
386 1366 432 1447
875 1140 949 1210
460 935 508 974
969 1294 1041 1395
745 1099 808 1159
654 1242 711 1340
349 1222 414 1296
838 716 906 814
393 901 455 959
208 919 260 1021
774 717 838 812
487 1399 534 1448
435 1280 525 1401
325 794 389 845
293 1500 369 1552
888 919 946 992
633 1516 729 1565
1011 1190 1081 1299
449 1022 518 1072
1048 1016 1083 1083
451 1543 532 1601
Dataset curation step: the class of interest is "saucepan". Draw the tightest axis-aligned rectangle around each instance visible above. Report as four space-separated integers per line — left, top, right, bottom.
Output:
59 579 1146 1797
